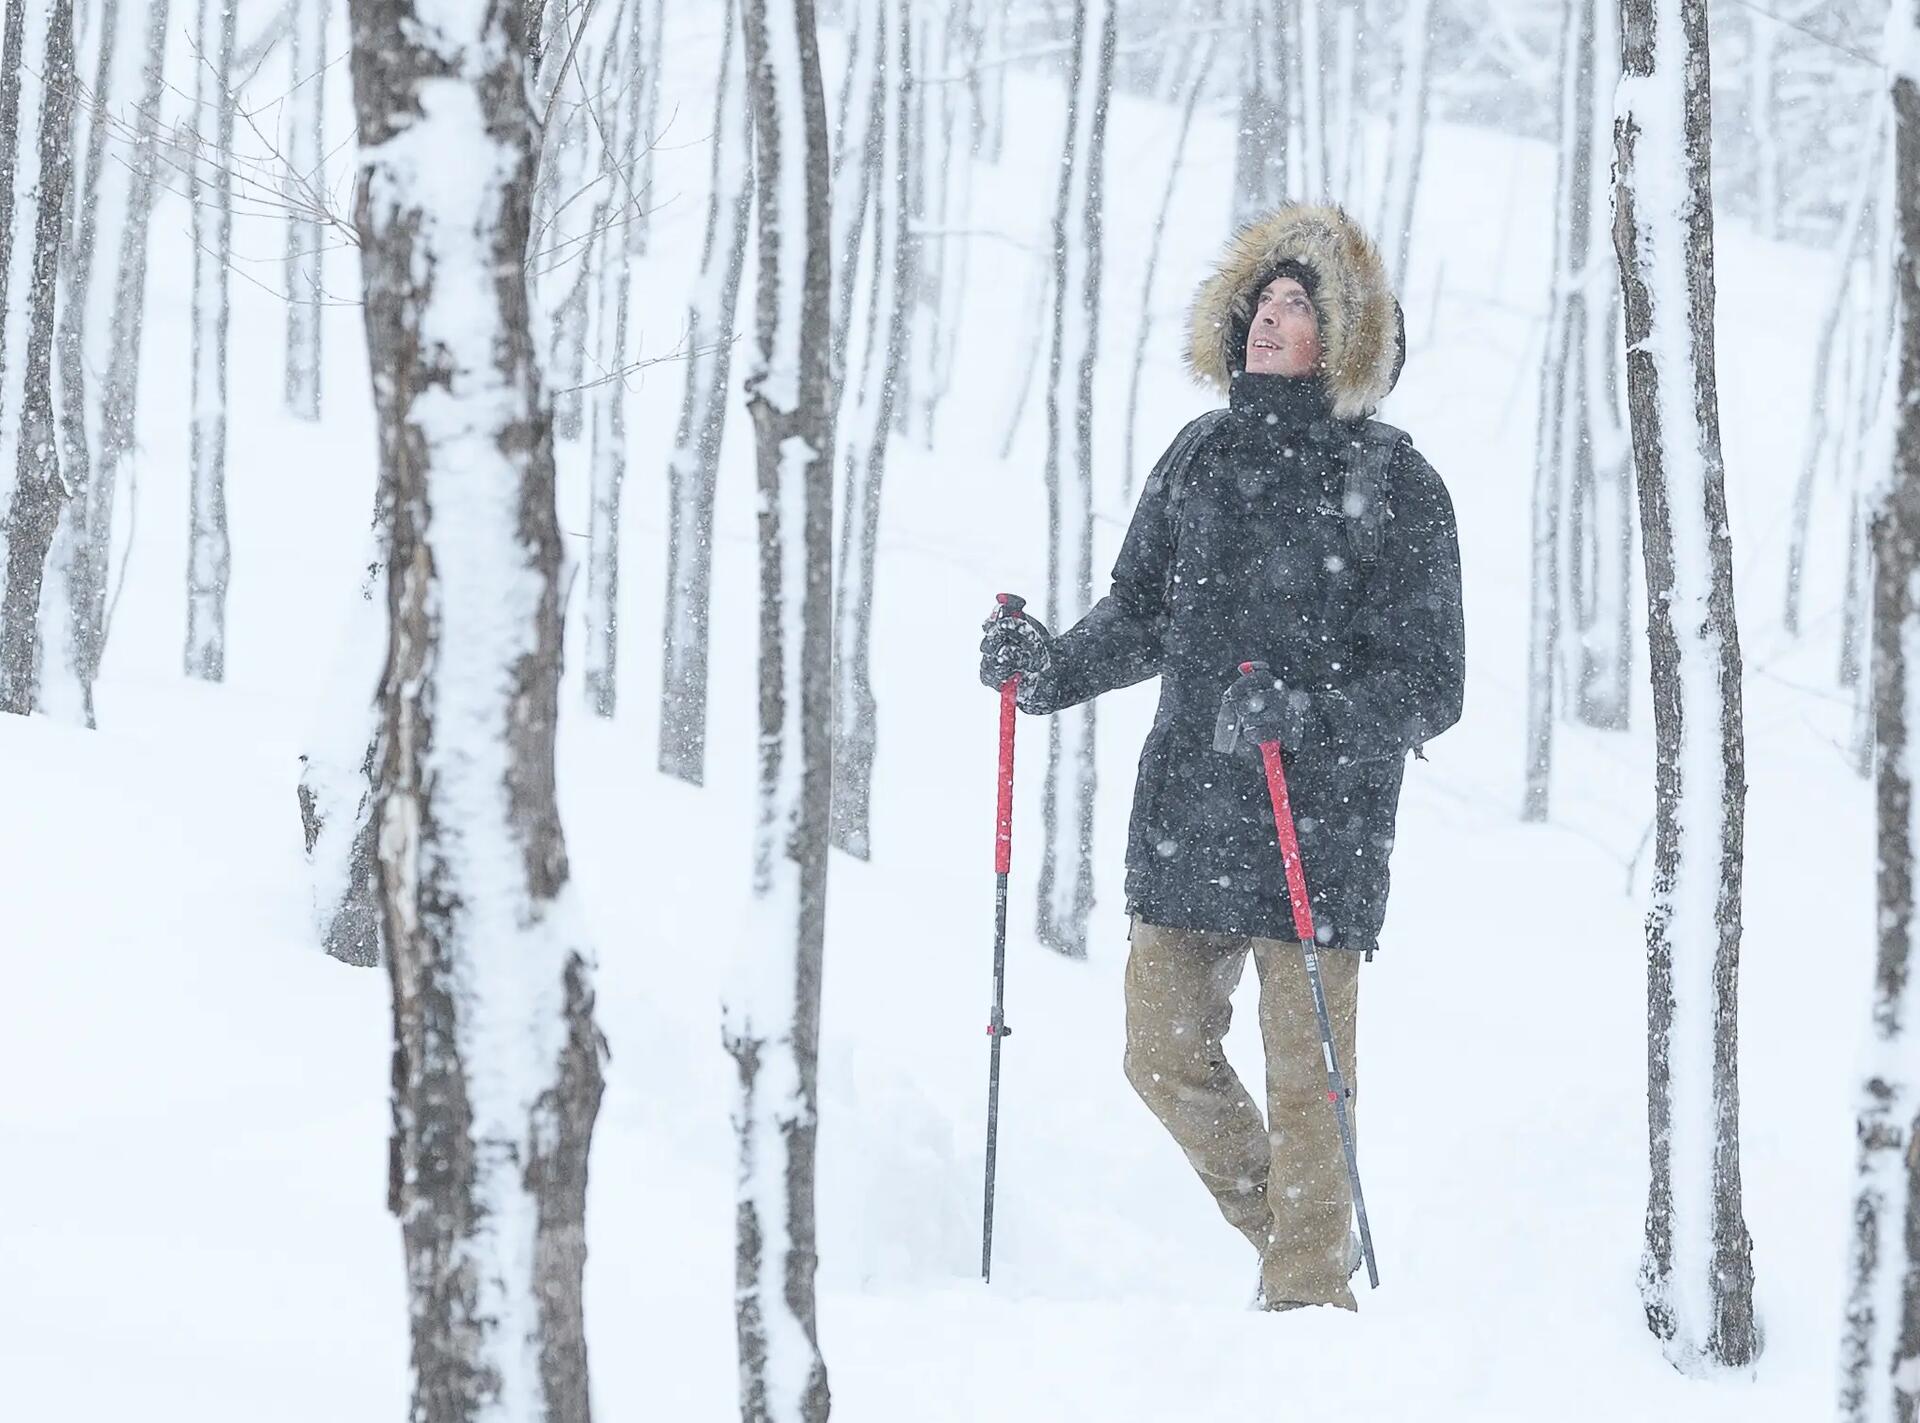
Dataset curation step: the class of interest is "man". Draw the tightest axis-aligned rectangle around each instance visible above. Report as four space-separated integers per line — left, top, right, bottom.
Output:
979 204 1464 1311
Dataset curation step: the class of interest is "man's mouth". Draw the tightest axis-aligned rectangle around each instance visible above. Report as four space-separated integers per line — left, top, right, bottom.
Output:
1252 339 1279 353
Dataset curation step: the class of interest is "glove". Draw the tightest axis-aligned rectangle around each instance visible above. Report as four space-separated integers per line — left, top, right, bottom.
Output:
979 594 1053 692
1213 661 1313 754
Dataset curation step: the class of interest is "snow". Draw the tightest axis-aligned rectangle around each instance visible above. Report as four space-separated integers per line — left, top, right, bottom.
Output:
0 8 1887 1420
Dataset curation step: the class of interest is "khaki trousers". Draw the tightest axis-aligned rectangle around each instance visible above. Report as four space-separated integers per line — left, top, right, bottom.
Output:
1122 916 1361 1309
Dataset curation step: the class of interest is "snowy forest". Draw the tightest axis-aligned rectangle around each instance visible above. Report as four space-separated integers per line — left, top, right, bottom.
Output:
0 0 1916 1418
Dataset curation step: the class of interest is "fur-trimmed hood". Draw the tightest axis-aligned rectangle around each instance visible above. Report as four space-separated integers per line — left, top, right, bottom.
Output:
1187 204 1404 421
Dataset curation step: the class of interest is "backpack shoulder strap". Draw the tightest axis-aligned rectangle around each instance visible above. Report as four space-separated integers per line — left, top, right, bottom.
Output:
1156 409 1229 502
1343 420 1409 566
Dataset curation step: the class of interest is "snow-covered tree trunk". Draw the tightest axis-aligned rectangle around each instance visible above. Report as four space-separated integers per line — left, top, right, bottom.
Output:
1376 0 1432 291
74 0 170 698
1786 125 1883 638
625 0 663 258
1126 32 1214 497
583 0 637 719
535 0 594 444
1522 0 1593 821
38 0 122 726
1838 23 1920 1412
1294 0 1325 199
829 0 910 860
726 0 834 1416
1231 0 1287 227
658 3 753 785
829 0 882 390
1036 0 1114 961
285 0 327 421
0 0 78 716
1611 0 1759 1372
185 0 235 683
347 0 605 1415
1570 0 1635 731
1325 0 1360 207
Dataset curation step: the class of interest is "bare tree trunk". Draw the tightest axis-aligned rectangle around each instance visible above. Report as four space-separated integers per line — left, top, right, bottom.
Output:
1612 0 1759 1372
76 0 170 696
1377 0 1433 291
284 0 327 421
584 0 637 719
830 0 911 860
1295 0 1325 198
1036 0 1114 961
829 0 881 389
1523 0 1592 821
0 0 78 716
625 0 663 258
1126 32 1215 498
727 0 833 1416
347 0 605 1416
658 2 753 785
185 0 235 683
1571 0 1636 731
1231 0 1287 227
38 0 120 726
1839 28 1920 1413
1786 117 1886 637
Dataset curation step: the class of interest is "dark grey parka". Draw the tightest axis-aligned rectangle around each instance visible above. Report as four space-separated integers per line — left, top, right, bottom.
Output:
1023 205 1464 954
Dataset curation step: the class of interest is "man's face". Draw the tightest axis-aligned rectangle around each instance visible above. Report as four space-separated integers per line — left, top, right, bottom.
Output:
1244 275 1321 377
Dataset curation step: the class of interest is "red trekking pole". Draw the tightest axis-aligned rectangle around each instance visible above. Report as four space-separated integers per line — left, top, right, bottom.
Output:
981 593 1024 1282
1219 659 1381 1290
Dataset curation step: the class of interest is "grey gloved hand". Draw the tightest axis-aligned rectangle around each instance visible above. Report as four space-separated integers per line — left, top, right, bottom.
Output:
1213 661 1313 754
979 594 1053 692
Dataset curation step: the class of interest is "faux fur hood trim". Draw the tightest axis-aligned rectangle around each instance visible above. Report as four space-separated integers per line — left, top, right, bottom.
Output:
1187 204 1403 421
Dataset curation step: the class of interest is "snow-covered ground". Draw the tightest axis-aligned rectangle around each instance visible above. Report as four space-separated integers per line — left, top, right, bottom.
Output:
0 14 1875 1420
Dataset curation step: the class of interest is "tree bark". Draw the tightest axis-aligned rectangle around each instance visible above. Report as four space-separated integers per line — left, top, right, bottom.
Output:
1839 25 1920 1415
185 0 235 683
38 0 119 726
1612 0 1759 1372
583 0 637 719
347 0 605 1416
0 0 78 716
1035 0 1114 960
285 0 327 421
658 3 753 785
726 0 834 1416
829 0 912 860
1377 0 1433 291
76 0 171 696
1231 0 1287 227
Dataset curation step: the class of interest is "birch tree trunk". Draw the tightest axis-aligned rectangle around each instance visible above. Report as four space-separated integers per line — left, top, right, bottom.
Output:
185 0 235 683
1521 0 1591 822
1377 0 1433 292
658 3 753 785
285 0 327 421
1839 25 1920 1414
0 0 78 716
347 0 605 1416
726 0 834 1416
1571 0 1635 732
1036 0 1114 961
1612 0 1759 1372
830 0 911 860
74 0 171 695
1126 33 1214 497
625 0 663 258
583 0 638 719
39 0 121 725
1231 0 1287 227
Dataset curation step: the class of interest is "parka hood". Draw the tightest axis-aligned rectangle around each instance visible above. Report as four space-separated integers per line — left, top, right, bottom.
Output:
1187 204 1405 421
